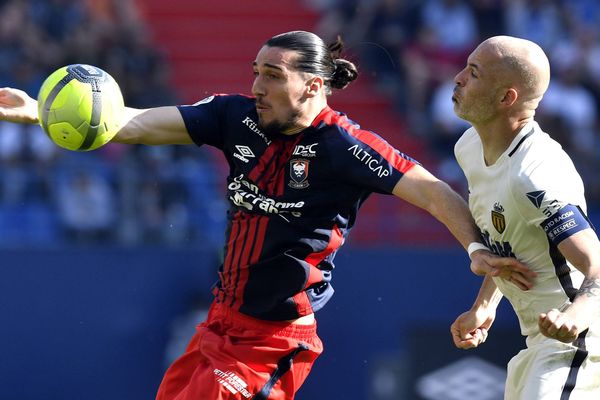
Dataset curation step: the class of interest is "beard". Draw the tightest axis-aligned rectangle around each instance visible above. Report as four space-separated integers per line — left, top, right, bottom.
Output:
257 109 302 136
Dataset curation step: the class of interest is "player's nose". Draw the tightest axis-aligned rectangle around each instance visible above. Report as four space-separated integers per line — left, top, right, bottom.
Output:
252 76 265 97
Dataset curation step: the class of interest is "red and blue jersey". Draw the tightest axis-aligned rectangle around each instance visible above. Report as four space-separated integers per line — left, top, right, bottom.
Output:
178 94 418 321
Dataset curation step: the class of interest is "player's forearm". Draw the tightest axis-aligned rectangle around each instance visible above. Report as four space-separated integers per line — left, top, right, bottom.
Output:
564 274 600 328
425 179 482 250
112 106 193 145
558 230 600 327
391 166 483 249
471 275 503 312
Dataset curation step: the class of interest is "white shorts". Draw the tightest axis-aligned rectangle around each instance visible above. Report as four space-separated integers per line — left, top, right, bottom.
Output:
505 328 600 399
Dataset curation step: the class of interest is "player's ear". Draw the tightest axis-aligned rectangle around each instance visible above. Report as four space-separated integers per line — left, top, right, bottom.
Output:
306 76 324 97
500 87 518 107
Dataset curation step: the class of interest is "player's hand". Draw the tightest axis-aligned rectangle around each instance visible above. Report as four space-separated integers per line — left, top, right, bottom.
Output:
538 308 580 343
470 250 537 291
0 87 39 124
450 308 495 349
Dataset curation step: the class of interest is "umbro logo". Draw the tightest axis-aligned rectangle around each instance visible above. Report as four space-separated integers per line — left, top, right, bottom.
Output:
234 145 255 163
526 190 546 209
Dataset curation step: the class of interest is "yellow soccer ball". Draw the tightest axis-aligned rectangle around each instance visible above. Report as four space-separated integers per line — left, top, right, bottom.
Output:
37 64 124 151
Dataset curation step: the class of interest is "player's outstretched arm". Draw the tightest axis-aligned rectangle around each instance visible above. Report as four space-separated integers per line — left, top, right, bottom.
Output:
392 165 536 288
0 87 192 146
112 106 193 145
451 275 502 349
538 229 600 343
0 87 39 124
392 164 483 249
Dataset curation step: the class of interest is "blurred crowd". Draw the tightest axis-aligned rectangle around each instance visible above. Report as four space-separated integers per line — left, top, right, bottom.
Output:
0 0 226 248
1 0 600 248
311 0 600 205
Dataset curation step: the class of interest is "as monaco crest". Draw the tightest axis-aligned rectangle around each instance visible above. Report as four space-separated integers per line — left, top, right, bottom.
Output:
289 159 309 189
491 202 506 234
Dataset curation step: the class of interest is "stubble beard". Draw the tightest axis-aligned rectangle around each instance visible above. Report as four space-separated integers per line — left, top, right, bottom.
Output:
258 109 302 136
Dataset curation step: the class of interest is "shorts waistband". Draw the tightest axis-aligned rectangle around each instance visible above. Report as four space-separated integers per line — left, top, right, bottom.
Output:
207 301 317 341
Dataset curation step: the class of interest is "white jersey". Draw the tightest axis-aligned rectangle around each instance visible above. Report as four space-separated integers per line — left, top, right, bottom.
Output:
455 121 588 337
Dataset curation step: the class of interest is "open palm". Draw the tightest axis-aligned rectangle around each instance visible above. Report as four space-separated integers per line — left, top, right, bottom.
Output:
0 88 39 124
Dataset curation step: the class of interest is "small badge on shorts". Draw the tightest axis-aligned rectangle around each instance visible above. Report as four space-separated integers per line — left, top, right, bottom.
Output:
289 158 310 189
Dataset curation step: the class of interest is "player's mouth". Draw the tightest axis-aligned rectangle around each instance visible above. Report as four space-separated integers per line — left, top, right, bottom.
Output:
452 88 460 103
256 100 270 111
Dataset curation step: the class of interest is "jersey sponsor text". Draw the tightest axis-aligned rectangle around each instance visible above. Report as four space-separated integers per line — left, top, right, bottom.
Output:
347 144 390 178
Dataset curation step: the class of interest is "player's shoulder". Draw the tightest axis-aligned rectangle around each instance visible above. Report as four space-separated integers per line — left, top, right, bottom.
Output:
513 122 575 174
510 122 583 195
454 126 479 160
313 107 393 151
184 93 255 112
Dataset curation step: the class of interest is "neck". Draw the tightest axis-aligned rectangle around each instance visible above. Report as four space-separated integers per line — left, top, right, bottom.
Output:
281 96 328 136
473 116 532 166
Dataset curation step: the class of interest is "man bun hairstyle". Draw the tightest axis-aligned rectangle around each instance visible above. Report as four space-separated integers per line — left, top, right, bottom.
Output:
265 31 358 95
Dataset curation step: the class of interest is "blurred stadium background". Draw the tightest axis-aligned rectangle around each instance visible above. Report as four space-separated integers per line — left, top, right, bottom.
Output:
1 0 599 399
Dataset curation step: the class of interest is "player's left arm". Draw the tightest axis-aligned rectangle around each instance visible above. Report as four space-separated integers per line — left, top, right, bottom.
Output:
392 165 536 289
539 228 600 343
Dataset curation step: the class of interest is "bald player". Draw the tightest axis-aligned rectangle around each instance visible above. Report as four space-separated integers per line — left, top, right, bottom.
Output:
449 35 600 398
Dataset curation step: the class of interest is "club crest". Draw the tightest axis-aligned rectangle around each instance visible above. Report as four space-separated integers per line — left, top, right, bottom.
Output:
491 202 506 234
289 158 310 189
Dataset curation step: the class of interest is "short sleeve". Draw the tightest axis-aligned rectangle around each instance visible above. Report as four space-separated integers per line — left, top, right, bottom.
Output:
513 153 589 245
176 94 228 149
330 127 419 194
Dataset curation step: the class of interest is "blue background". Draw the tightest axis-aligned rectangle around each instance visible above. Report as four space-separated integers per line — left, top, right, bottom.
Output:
0 246 524 399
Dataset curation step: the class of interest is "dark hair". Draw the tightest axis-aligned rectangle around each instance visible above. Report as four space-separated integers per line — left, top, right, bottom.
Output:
265 31 358 94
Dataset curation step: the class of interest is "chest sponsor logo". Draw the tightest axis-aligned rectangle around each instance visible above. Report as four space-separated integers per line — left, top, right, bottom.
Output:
241 116 271 145
293 143 318 157
228 174 304 219
233 145 255 163
491 202 506 234
289 159 310 189
347 144 390 178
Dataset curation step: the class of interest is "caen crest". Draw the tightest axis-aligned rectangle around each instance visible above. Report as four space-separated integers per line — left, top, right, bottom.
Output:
289 158 310 189
491 202 506 234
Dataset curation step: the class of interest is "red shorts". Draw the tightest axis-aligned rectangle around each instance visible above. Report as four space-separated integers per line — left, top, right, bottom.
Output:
156 301 323 400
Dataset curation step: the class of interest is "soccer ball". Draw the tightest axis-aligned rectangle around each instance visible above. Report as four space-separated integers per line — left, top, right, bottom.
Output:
37 64 125 151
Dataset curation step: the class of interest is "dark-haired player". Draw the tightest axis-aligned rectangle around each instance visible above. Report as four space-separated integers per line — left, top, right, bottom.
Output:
0 30 534 400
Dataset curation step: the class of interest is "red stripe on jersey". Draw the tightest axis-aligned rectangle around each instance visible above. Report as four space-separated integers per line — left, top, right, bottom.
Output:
227 218 251 307
304 225 343 288
293 225 345 315
248 143 279 189
251 216 269 263
230 216 259 309
292 291 313 316
312 106 416 174
274 136 303 195
221 218 242 303
231 216 269 310
248 135 304 195
221 217 248 301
